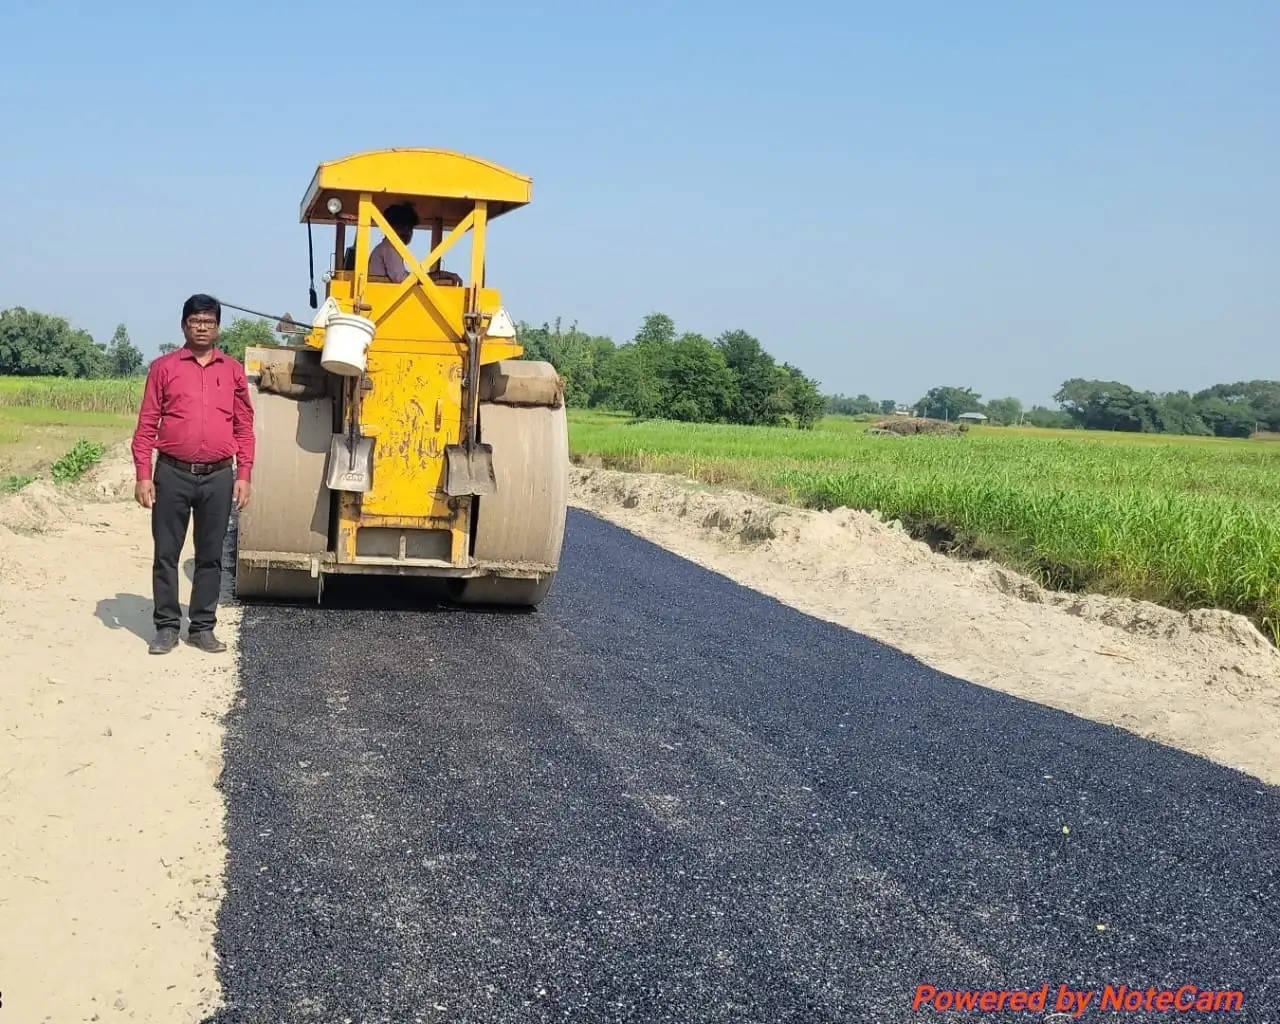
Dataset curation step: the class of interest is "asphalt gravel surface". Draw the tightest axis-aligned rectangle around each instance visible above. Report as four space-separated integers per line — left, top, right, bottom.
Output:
209 510 1280 1023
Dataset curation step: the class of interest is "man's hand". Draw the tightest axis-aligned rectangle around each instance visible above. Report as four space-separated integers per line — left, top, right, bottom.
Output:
135 480 155 508
234 480 251 510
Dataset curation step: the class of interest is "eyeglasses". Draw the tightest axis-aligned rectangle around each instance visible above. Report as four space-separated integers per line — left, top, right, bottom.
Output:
186 317 218 329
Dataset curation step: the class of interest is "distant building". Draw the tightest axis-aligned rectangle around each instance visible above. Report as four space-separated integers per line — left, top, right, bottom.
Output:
957 412 988 423
893 405 915 417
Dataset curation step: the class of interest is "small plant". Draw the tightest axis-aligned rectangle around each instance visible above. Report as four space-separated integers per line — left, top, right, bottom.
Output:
2 473 35 493
51 439 106 483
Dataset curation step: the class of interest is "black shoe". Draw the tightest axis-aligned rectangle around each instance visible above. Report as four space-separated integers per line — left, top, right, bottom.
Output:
148 627 179 655
185 630 227 653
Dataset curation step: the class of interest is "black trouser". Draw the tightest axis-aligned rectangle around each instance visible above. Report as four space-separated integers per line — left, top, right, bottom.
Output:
151 457 234 634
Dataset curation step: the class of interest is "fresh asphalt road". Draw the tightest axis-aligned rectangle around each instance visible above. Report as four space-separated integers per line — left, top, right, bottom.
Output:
208 510 1279 1023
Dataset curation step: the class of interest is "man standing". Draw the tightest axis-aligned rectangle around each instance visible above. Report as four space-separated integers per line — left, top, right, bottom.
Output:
131 294 254 654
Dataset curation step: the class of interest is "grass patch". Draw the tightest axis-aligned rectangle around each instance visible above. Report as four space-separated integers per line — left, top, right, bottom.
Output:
0 405 136 429
51 439 106 483
2 473 35 493
0 404 135 482
568 411 1280 643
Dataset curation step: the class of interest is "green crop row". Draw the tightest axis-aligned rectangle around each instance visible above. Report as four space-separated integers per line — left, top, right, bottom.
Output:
0 376 144 414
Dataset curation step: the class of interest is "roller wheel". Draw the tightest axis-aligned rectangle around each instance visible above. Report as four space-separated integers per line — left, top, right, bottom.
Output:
233 351 334 603
234 565 322 602
452 380 568 608
449 574 553 608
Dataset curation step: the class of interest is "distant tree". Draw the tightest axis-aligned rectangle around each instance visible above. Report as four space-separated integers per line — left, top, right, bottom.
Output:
825 393 879 415
0 306 108 378
586 336 617 406
216 317 277 362
509 310 827 429
515 319 616 408
1054 379 1160 432
1197 396 1257 438
716 329 783 425
1046 377 1280 436
715 328 766 372
516 321 554 363
780 363 824 429
106 323 145 376
985 397 1023 426
623 314 677 411
664 333 734 422
634 313 676 347
879 399 896 415
596 345 660 417
1195 380 1279 432
914 386 984 420
1025 405 1077 429
1152 392 1211 436
157 342 179 355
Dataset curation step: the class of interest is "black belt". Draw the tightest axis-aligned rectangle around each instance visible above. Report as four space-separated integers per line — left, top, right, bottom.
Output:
158 452 233 475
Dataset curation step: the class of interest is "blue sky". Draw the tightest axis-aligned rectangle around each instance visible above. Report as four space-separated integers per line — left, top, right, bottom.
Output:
0 0 1274 406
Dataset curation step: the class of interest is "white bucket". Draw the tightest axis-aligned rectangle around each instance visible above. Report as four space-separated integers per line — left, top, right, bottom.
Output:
320 314 376 376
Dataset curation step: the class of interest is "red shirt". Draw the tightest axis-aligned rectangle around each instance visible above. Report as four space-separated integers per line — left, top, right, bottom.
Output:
131 345 255 482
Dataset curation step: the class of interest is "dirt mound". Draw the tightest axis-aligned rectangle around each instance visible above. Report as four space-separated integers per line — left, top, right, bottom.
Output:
569 466 1280 787
0 478 73 533
75 442 137 502
0 445 136 535
870 417 965 436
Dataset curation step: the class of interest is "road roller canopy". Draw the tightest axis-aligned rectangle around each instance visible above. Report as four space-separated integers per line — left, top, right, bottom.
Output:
299 148 532 228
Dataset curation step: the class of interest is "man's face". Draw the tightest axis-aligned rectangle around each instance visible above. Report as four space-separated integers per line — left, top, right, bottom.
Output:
183 311 219 347
396 224 414 245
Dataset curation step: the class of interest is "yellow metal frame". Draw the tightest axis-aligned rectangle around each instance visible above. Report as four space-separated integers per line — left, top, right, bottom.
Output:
294 149 528 572
299 148 531 227
366 203 475 342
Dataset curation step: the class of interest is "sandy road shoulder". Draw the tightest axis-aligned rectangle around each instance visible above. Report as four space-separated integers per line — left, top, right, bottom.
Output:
0 453 237 1023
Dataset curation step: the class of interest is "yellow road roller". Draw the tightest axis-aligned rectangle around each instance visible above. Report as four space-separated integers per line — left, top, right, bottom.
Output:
234 148 568 606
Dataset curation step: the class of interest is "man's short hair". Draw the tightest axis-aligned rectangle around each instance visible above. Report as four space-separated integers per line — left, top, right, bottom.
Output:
182 294 221 325
384 202 419 233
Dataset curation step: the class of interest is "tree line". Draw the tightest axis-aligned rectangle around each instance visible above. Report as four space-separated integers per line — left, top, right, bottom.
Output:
902 381 1279 437
1 305 822 427
0 307 145 378
517 313 825 428
4 304 1275 438
1053 378 1278 437
0 306 287 375
826 388 1079 428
